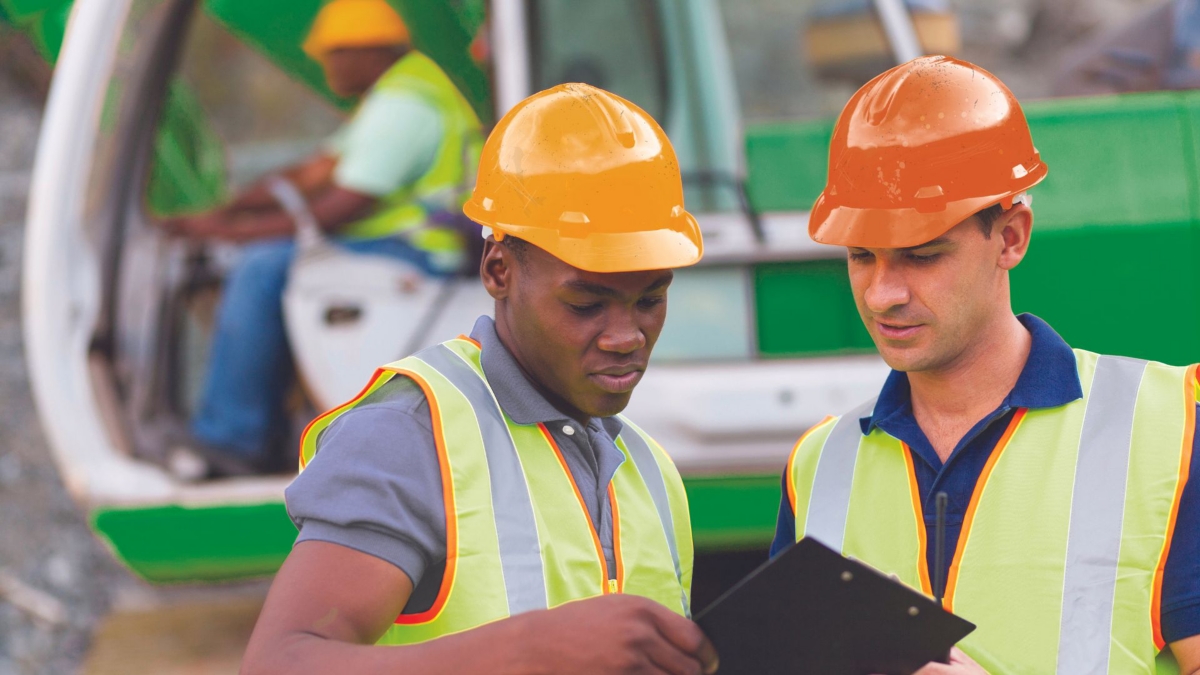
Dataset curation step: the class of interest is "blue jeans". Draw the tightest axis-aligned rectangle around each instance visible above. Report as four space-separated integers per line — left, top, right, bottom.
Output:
191 235 446 461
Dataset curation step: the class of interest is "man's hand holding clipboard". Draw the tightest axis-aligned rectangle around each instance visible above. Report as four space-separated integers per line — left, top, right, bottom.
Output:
694 538 976 674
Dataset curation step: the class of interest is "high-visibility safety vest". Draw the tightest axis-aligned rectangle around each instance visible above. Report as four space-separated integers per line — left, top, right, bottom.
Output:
787 350 1198 674
341 51 483 262
300 336 694 645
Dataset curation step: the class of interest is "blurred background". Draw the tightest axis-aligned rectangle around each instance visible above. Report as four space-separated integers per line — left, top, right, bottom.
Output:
0 0 1195 672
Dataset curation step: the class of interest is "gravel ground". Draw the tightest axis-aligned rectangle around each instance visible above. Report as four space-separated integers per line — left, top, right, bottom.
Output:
0 69 131 675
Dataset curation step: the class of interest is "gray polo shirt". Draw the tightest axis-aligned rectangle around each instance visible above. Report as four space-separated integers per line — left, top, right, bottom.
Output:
285 316 627 614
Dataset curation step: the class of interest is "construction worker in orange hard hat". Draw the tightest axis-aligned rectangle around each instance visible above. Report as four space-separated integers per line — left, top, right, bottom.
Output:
165 0 481 477
242 83 717 675
774 55 1200 674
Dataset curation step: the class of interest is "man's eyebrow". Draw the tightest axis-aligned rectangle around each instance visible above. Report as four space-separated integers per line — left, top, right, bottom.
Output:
564 272 673 298
643 272 673 293
900 237 951 252
564 280 621 298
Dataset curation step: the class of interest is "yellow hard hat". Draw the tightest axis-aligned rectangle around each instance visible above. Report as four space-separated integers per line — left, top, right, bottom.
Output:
303 0 411 61
463 83 703 273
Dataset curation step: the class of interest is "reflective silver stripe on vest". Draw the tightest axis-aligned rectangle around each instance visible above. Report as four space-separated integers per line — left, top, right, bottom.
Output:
1056 355 1146 674
805 398 878 552
417 345 549 615
620 427 690 617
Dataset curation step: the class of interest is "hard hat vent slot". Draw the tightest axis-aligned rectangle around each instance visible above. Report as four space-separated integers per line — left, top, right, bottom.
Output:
560 211 591 224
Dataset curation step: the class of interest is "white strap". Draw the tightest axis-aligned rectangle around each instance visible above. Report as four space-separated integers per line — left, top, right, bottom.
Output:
266 176 324 251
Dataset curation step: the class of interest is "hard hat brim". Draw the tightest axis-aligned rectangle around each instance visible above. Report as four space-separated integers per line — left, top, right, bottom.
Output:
810 170 1048 249
465 202 704 273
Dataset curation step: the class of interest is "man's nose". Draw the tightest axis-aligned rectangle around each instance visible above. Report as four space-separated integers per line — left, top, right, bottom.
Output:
596 312 646 354
863 257 911 314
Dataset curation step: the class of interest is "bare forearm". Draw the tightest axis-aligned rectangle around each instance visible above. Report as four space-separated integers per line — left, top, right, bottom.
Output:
243 616 539 675
228 155 339 211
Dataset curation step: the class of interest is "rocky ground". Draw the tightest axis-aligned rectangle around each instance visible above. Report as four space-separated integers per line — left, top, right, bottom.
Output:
0 52 273 674
0 59 133 675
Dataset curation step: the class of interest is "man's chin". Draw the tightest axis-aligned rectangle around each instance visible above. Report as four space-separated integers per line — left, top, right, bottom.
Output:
581 391 634 420
876 345 930 373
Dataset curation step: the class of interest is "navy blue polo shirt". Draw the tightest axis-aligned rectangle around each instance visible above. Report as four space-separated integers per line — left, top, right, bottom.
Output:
770 314 1200 644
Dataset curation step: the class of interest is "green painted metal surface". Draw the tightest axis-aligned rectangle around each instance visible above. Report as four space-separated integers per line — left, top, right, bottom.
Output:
0 0 69 57
1023 94 1194 231
744 118 831 215
755 260 873 357
685 474 782 551
0 0 60 18
91 502 298 583
91 475 783 583
203 0 338 106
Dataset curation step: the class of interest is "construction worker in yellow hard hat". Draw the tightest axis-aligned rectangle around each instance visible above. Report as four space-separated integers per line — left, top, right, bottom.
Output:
165 0 482 476
241 83 717 674
774 55 1200 673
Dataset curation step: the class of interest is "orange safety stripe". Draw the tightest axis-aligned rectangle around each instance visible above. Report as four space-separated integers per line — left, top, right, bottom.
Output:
786 416 836 515
609 482 625 593
902 442 934 597
1151 363 1198 648
298 367 390 470
457 334 482 350
943 408 1028 613
539 423 612 591
388 367 458 625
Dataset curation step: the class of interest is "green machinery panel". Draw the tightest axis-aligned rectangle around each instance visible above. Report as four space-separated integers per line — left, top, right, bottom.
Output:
754 260 873 357
747 93 1200 366
0 0 70 56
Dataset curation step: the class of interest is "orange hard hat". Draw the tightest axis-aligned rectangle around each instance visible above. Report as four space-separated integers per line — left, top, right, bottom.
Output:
810 55 1048 248
303 0 410 61
463 83 703 273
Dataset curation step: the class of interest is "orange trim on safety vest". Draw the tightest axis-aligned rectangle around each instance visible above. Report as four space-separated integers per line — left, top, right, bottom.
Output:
457 335 482 350
943 407 1027 613
387 367 458 625
786 416 836 516
902 442 934 597
298 367 391 470
609 482 625 593
539 423 613 592
1151 363 1198 649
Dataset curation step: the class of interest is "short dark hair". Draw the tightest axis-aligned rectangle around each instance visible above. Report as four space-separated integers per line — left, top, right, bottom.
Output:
501 235 529 265
974 203 1006 238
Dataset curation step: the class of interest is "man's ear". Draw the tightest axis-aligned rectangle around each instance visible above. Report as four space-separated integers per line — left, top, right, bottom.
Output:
480 237 513 300
997 203 1033 271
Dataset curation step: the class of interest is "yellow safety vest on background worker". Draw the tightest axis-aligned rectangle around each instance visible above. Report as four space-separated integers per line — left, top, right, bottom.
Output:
342 51 483 261
788 350 1197 674
300 337 694 646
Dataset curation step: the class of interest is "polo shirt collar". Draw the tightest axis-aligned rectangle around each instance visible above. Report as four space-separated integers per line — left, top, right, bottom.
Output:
470 316 625 439
860 313 1083 434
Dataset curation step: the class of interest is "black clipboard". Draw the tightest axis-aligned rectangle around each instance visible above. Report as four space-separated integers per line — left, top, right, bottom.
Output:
695 537 975 675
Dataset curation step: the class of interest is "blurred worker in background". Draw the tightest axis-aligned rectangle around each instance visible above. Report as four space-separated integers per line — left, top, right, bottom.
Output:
775 55 1200 673
166 0 481 475
1055 0 1200 94
241 83 717 674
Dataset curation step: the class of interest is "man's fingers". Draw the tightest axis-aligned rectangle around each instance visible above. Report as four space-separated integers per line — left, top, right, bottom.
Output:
643 603 719 674
912 665 956 675
641 635 705 675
